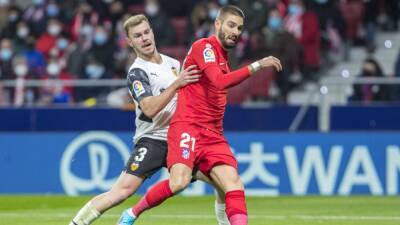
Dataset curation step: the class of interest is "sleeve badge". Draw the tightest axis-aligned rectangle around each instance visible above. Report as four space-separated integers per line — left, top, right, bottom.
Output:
132 80 145 97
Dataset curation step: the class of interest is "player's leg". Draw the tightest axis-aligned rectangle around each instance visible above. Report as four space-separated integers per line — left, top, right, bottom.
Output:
70 137 165 225
194 170 230 225
118 123 196 225
69 172 143 225
118 163 193 225
210 165 247 225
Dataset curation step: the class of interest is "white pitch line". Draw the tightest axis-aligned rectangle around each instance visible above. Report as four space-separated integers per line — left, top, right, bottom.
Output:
0 212 399 221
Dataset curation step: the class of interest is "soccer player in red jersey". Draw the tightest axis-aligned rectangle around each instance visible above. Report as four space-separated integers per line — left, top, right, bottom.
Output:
118 5 282 225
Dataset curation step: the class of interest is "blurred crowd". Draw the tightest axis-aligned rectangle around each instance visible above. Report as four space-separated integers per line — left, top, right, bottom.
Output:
0 0 399 106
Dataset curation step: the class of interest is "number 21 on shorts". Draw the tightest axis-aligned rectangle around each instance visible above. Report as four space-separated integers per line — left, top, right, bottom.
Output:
180 132 196 160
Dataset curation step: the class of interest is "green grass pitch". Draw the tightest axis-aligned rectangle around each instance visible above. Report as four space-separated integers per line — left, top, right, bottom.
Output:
0 195 399 225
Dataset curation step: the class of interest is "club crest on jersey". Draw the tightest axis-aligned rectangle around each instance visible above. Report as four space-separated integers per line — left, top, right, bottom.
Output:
203 47 215 63
182 148 190 159
132 80 145 97
171 67 178 76
130 162 139 171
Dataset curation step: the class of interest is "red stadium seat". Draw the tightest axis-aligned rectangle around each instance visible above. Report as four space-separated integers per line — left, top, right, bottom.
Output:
129 4 145 14
170 17 188 45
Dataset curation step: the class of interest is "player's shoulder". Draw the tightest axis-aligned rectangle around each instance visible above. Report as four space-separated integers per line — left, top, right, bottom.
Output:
160 54 180 68
127 59 149 80
191 37 213 50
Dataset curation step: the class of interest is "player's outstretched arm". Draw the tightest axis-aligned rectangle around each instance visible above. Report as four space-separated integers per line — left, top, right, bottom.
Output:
202 56 282 90
139 65 200 118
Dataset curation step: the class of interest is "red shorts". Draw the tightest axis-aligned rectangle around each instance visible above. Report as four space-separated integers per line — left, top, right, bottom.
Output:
167 122 237 175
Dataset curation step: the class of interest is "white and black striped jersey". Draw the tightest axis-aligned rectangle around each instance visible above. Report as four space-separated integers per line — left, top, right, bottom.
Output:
127 54 180 143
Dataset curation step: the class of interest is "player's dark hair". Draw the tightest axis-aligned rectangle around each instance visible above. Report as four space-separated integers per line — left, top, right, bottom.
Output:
216 5 245 20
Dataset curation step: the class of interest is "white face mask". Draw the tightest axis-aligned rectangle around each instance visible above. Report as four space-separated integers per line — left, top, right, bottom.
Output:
47 63 60 76
17 27 29 38
48 24 61 36
0 0 10 6
145 3 159 17
14 64 28 77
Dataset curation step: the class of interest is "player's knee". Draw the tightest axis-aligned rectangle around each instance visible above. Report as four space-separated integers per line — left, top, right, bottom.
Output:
225 174 244 192
169 175 191 193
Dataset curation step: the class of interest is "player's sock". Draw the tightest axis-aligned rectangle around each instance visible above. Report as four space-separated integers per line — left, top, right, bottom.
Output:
69 201 101 225
225 190 248 225
214 201 230 225
131 179 173 217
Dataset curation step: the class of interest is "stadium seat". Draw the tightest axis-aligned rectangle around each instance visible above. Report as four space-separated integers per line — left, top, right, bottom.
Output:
129 4 145 14
170 17 188 45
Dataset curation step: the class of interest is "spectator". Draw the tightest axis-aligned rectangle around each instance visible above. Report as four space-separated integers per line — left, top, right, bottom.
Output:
257 8 302 101
238 0 269 34
0 37 15 80
38 57 73 105
189 1 213 43
87 24 116 72
352 58 391 103
11 55 37 106
75 56 111 102
284 0 320 82
14 21 32 54
35 18 63 58
22 35 46 76
144 0 176 47
1 4 23 39
22 0 48 37
309 0 346 67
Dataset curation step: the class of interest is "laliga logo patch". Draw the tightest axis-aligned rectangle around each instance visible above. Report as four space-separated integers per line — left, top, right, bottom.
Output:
182 148 190 159
203 48 215 63
130 162 139 171
132 80 145 97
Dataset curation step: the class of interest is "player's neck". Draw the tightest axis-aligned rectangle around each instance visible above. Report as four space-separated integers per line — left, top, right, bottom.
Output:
138 50 162 64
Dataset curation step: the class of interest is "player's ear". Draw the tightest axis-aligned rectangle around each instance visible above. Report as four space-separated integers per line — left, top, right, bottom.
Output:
126 37 134 48
215 19 221 30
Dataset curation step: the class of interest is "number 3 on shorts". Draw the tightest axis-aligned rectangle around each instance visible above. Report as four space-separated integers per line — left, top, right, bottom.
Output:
180 132 196 151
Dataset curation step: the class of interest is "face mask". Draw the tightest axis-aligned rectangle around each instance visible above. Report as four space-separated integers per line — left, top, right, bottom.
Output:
48 24 61 36
145 3 159 17
315 0 328 4
103 0 113 3
218 0 228 5
0 48 12 61
47 63 60 76
57 38 68 50
8 13 18 22
288 4 303 16
209 8 218 20
94 32 108 45
80 25 93 36
46 4 60 17
14 64 28 77
268 16 282 30
17 27 29 38
86 64 104 79
32 0 44 6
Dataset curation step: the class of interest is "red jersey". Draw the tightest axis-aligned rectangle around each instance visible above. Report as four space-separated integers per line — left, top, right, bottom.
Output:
171 35 251 134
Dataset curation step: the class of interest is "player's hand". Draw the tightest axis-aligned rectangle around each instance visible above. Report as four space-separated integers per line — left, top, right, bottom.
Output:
176 65 201 88
258 56 282 72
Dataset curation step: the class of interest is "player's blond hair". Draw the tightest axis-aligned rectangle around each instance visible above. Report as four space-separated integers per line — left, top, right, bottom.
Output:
123 14 150 37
